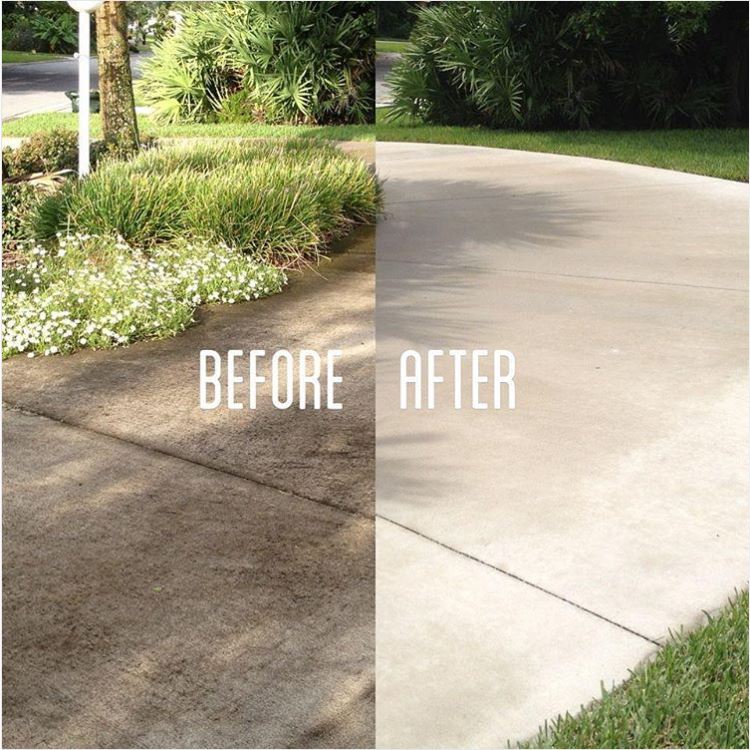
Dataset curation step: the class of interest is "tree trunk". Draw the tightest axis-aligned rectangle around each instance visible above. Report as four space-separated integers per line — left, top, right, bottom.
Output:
95 0 139 153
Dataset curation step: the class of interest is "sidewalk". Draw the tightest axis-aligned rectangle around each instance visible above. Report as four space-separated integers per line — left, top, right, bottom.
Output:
3 228 375 747
375 142 749 747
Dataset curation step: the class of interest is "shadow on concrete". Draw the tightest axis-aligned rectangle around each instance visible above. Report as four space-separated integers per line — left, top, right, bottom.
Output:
375 173 596 509
3 409 374 748
3 227 376 517
376 176 595 347
3 228 376 747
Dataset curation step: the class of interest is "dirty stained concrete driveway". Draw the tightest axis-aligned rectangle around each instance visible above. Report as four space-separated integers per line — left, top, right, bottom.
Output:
3 216 375 747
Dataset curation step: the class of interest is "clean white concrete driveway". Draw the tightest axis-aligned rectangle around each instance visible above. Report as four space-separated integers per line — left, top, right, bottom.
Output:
375 142 748 748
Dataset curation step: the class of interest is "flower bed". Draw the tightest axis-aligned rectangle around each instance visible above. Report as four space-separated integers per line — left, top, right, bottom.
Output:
3 137 377 358
3 235 285 358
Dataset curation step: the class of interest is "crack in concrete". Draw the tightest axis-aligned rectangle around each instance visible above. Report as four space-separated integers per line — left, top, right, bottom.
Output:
377 258 748 293
4 407 659 645
378 513 662 646
4 402 372 522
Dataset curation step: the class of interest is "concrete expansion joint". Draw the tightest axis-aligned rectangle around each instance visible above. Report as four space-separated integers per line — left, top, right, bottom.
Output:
377 259 749 293
378 513 661 647
4 402 373 523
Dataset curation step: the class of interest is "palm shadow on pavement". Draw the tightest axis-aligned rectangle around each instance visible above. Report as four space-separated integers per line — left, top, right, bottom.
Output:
376 173 595 511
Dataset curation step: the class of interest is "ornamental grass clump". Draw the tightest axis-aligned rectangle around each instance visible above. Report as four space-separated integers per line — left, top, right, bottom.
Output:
2 234 285 358
32 139 379 266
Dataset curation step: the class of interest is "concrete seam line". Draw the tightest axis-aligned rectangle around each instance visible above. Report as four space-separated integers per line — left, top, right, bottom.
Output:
378 513 661 647
377 259 749 293
4 403 372 522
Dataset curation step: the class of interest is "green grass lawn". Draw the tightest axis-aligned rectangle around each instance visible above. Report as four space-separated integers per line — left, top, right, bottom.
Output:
10 110 740 180
522 591 749 749
376 39 411 53
2 112 375 141
2 50 68 64
377 109 748 181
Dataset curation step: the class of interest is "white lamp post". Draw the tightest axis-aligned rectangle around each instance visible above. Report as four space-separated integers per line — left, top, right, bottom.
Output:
67 1 103 176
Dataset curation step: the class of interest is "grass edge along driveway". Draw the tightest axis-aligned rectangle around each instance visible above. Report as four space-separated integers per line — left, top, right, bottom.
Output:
376 109 748 182
6 111 743 182
520 590 748 749
376 39 411 53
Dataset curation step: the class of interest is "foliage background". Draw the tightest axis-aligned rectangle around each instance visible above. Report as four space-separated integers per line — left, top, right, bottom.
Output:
2 2 78 54
1 1 172 54
388 1 748 130
138 1 375 125
375 1 420 40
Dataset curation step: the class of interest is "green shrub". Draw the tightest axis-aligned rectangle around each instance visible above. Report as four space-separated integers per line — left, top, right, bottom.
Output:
29 9 77 54
2 130 156 179
2 182 44 249
2 12 37 52
389 2 748 130
3 234 286 358
32 139 379 266
1 129 140 253
2 3 79 54
4 129 87 178
137 1 375 125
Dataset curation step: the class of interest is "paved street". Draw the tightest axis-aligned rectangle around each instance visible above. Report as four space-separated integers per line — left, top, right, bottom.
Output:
376 53 398 108
1 54 147 119
375 143 749 747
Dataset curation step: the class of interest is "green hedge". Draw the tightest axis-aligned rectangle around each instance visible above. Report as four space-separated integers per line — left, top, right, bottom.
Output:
388 2 748 130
